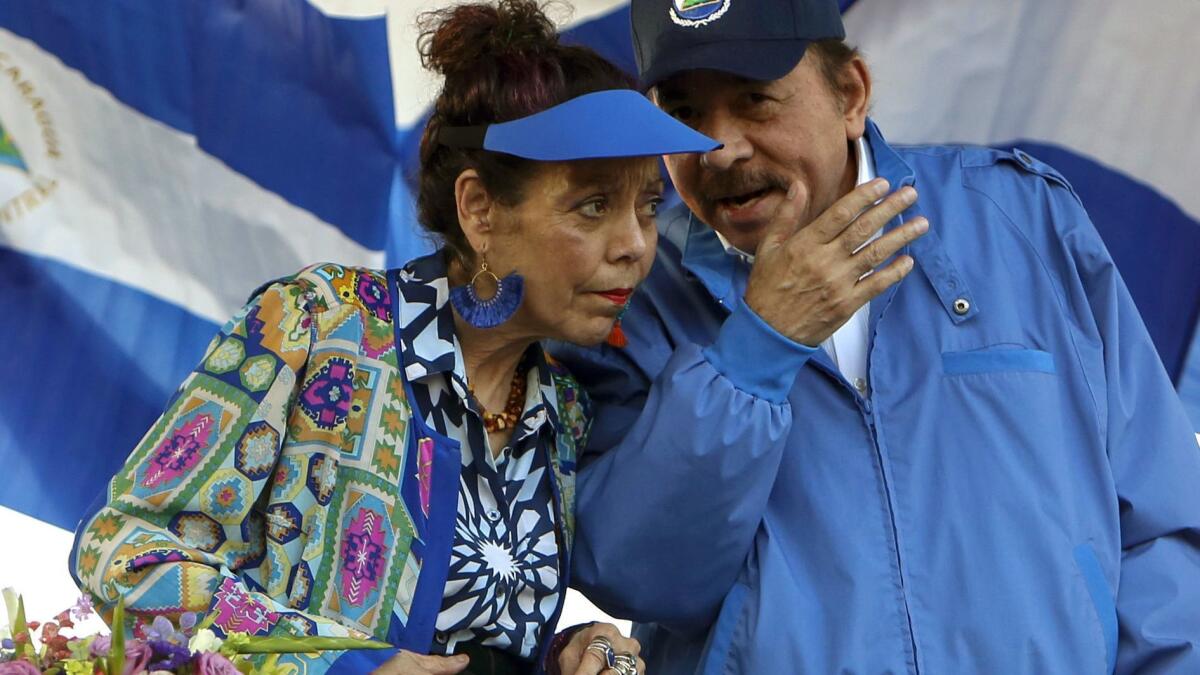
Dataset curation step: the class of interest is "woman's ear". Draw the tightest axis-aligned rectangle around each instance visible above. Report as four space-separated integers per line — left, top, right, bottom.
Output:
454 168 493 256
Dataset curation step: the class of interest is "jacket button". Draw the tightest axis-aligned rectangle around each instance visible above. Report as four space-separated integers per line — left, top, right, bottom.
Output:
435 631 449 644
953 298 971 315
853 378 869 395
486 509 502 522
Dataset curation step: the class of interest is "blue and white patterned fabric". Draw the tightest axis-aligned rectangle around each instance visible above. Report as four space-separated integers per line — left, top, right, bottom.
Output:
396 252 563 660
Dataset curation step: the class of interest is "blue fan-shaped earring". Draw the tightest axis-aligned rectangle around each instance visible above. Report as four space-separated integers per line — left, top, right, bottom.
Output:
450 257 524 328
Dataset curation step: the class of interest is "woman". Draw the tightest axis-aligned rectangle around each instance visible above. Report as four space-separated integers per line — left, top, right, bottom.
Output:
69 1 715 674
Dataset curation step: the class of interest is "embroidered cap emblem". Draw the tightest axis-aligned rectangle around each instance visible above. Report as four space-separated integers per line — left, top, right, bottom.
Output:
670 0 731 27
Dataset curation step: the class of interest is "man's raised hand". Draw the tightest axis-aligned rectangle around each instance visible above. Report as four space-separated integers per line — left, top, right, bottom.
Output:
744 178 928 346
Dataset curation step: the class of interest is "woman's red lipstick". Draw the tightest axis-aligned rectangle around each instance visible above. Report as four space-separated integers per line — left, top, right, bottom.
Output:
594 289 633 305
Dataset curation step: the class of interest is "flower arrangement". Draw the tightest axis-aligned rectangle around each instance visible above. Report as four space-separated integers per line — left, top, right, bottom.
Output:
0 589 388 674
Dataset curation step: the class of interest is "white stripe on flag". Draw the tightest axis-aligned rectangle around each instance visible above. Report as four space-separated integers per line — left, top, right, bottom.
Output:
0 506 105 634
845 0 1200 220
0 28 383 324
322 0 631 129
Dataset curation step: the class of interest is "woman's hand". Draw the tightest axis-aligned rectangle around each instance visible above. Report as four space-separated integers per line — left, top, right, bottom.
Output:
557 623 645 675
369 650 469 675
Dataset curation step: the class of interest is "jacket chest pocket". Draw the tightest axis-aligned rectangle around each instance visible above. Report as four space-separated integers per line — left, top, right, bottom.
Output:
931 345 1069 481
942 348 1056 376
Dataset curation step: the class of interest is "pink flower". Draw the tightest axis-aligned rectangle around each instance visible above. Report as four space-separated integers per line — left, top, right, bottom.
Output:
194 652 242 675
0 660 43 675
122 641 153 675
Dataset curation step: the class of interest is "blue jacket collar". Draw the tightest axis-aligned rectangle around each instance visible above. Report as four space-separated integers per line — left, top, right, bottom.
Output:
866 119 980 325
680 212 740 307
678 118 978 325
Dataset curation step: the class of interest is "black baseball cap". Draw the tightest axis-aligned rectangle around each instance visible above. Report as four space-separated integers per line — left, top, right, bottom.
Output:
631 0 846 88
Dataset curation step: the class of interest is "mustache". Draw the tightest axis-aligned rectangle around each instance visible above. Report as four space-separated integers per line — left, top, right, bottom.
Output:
697 168 789 203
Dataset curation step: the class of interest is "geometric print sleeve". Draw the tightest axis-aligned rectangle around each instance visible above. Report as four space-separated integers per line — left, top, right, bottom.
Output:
70 276 358 649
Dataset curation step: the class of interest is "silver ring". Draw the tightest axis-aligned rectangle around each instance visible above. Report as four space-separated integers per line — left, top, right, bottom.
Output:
613 653 638 675
585 636 616 669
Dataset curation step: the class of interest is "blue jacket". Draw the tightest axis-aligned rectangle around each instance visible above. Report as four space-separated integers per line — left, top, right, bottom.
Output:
550 121 1200 674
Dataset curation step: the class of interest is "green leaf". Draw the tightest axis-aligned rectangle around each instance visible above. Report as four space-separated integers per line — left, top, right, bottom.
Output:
108 598 125 675
230 635 392 654
13 596 36 659
197 609 218 631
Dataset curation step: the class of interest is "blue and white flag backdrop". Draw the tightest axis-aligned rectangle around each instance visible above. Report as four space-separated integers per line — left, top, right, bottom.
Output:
0 0 1198 619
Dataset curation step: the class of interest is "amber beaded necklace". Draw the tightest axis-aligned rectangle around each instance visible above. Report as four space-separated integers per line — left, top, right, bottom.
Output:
471 365 528 433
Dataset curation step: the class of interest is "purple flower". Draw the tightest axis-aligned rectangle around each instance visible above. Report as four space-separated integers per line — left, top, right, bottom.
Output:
89 634 112 657
0 660 42 674
147 640 191 672
122 642 153 675
195 652 242 675
0 638 13 649
178 612 198 633
145 616 184 645
70 594 95 621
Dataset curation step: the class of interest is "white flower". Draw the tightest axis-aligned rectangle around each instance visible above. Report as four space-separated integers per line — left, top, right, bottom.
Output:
188 628 224 653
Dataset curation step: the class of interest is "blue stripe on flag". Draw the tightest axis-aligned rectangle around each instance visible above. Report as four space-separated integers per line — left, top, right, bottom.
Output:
561 6 637 77
0 0 399 251
0 247 218 529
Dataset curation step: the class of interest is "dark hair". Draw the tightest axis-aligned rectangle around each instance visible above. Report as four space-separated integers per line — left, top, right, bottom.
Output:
416 0 636 262
808 39 862 102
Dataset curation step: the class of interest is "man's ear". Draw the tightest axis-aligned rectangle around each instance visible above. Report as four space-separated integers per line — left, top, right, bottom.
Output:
840 55 872 142
455 168 493 258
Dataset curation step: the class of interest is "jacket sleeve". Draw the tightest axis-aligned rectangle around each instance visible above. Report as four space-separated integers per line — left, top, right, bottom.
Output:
70 278 358 652
553 296 816 636
1058 188 1200 673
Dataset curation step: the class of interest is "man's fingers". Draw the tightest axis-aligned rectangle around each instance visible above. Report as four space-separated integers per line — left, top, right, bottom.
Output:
832 185 918 252
853 254 916 302
850 217 928 277
758 181 804 253
809 178 892 242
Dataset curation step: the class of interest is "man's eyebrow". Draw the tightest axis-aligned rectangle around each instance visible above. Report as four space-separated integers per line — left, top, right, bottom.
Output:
654 86 687 104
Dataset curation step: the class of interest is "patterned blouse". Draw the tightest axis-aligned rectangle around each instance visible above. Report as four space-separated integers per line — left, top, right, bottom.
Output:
70 253 590 672
396 256 567 658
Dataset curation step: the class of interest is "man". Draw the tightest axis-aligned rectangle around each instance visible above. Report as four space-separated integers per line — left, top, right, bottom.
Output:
550 0 1200 672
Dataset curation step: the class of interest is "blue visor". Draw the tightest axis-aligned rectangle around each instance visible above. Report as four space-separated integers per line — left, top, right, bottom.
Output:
436 89 719 161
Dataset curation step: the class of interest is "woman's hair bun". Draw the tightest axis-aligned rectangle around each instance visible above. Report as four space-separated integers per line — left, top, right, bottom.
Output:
413 0 635 262
419 0 560 78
